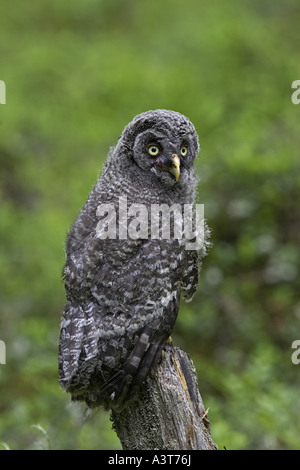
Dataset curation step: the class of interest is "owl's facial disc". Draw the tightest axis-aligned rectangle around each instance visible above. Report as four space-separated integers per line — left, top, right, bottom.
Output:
154 153 180 181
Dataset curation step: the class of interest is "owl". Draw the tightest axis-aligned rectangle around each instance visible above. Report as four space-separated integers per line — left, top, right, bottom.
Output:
58 109 208 410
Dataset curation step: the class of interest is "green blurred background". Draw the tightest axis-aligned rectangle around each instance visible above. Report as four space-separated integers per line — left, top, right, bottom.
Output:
1 0 300 450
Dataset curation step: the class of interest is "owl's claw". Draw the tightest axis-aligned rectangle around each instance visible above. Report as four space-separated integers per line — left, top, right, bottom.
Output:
160 337 173 362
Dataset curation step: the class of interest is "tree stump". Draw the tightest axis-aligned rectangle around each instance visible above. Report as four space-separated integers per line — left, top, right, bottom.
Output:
111 345 217 450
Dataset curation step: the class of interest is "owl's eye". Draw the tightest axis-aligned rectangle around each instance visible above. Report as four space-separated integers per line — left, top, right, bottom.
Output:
180 146 188 156
147 144 161 156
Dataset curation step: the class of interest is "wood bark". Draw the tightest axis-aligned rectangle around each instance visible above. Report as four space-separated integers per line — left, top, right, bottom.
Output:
111 345 217 450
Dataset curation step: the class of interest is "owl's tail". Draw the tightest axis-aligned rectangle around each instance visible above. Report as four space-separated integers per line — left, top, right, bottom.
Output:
99 321 165 411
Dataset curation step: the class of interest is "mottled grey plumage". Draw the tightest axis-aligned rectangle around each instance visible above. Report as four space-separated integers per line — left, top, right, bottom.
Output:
58 109 208 410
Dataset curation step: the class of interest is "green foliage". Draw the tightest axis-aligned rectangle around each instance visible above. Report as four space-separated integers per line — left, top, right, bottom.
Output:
0 0 299 449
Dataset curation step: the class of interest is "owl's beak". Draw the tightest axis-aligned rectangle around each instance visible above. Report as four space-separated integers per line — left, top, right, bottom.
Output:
154 153 181 181
168 154 180 181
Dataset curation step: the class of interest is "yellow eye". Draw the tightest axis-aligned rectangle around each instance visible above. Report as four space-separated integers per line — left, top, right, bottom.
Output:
147 144 160 156
180 146 188 156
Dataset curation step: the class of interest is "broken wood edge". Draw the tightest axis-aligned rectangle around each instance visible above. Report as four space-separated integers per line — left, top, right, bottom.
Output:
111 345 218 450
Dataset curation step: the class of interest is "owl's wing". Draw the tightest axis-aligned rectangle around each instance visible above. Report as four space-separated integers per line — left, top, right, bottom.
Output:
59 204 206 408
58 300 99 393
59 296 179 410
181 249 199 302
181 220 211 302
96 295 179 410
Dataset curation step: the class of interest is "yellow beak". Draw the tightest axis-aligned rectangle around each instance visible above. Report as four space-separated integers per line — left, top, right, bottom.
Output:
168 154 180 181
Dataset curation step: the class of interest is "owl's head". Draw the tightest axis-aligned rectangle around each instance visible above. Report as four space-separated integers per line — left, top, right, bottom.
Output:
117 109 199 188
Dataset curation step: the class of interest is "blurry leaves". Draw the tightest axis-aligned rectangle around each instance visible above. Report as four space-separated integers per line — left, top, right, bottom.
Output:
0 0 300 450
30 424 51 450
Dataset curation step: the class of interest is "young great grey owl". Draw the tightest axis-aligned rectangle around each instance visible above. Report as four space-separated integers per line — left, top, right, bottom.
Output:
59 109 208 410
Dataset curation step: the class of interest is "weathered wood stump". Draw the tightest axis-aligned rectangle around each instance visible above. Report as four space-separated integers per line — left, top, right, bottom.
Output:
111 345 217 450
